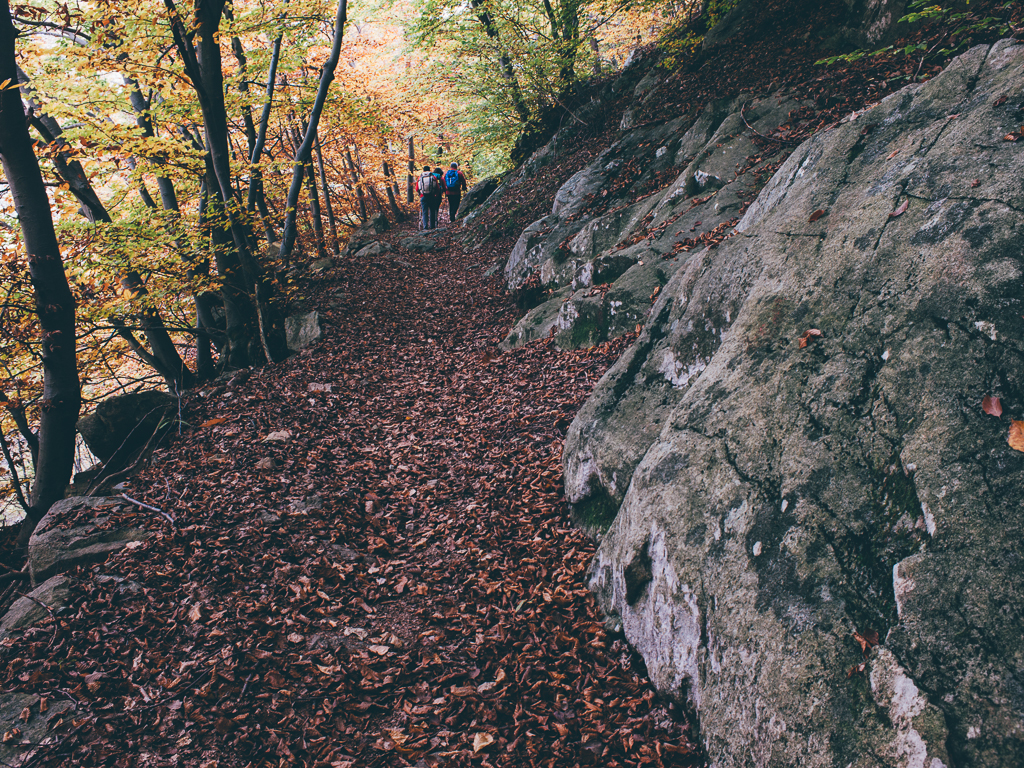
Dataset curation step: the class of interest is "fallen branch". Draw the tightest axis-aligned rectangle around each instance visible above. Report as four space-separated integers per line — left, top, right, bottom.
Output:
118 494 175 525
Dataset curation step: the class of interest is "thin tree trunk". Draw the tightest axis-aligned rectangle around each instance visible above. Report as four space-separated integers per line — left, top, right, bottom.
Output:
0 2 82 546
165 0 285 365
279 0 349 261
470 0 530 124
407 137 415 203
301 125 327 260
22 68 196 390
383 161 404 220
345 150 367 221
315 134 340 253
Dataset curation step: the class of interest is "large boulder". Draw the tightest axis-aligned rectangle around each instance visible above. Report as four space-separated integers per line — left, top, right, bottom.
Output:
77 390 175 464
568 40 1024 767
28 496 150 586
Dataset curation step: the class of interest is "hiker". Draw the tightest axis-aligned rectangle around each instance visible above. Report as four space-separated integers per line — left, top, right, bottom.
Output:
431 167 445 226
444 162 468 223
416 164 441 229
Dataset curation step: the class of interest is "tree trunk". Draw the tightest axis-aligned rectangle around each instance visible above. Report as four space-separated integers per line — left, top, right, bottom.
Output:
407 137 415 203
470 0 531 124
383 161 404 221
279 0 349 262
165 0 286 365
302 129 327 260
0 2 82 547
315 134 341 253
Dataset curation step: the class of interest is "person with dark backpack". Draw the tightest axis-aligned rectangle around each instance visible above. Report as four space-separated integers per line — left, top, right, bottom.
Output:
416 164 441 229
431 167 445 226
443 162 468 224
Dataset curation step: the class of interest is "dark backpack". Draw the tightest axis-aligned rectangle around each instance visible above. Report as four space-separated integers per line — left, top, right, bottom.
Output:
444 170 460 190
420 173 439 196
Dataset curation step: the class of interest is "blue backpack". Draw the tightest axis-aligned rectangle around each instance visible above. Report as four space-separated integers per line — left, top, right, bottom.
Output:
444 169 460 190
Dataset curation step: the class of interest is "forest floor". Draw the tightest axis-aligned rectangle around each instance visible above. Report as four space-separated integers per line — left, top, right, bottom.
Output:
1 220 701 768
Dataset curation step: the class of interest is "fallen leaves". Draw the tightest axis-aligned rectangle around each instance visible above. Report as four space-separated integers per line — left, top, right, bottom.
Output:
982 395 1002 417
890 199 909 217
1009 421 1024 453
808 209 826 222
2 224 695 767
200 417 228 428
472 732 496 752
798 328 824 348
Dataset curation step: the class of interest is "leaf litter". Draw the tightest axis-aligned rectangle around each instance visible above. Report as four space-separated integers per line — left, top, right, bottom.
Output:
0 222 699 766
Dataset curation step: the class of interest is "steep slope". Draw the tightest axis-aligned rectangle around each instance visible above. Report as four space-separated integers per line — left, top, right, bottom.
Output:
570 39 1024 767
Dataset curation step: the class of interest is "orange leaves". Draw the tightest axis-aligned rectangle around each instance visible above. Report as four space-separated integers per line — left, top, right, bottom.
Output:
200 417 227 427
808 209 826 222
980 397 1024 453
1009 421 1024 453
798 328 823 348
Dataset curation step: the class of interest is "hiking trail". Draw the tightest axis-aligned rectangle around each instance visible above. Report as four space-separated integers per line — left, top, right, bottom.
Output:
6 220 701 767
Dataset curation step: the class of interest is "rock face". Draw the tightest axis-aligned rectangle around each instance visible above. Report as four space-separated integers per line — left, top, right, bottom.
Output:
0 576 70 642
566 41 1024 767
28 496 149 586
77 390 175 464
498 68 815 352
457 176 499 221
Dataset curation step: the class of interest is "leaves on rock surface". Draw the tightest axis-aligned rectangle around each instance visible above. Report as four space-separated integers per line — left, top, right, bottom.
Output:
890 199 909 218
982 396 1002 417
808 209 826 223
798 329 823 349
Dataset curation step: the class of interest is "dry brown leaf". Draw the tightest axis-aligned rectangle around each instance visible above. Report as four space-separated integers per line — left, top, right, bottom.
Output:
890 199 909 217
472 732 495 753
187 603 202 623
200 418 227 427
982 395 1002 417
808 209 826 222
1009 421 1024 453
994 94 1009 107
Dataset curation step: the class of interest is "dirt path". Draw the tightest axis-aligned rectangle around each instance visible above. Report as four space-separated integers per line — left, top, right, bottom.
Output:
5 224 699 767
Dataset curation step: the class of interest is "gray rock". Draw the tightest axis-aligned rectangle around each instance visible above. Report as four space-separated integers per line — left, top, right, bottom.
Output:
456 176 500 220
569 40 1024 767
77 390 175 464
311 257 333 272
354 241 391 259
0 692 74 767
503 90 810 348
0 576 70 641
285 311 322 352
399 235 439 253
28 496 150 586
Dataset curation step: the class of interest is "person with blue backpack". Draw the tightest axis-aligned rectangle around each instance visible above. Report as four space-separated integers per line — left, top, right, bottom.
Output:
443 162 468 224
